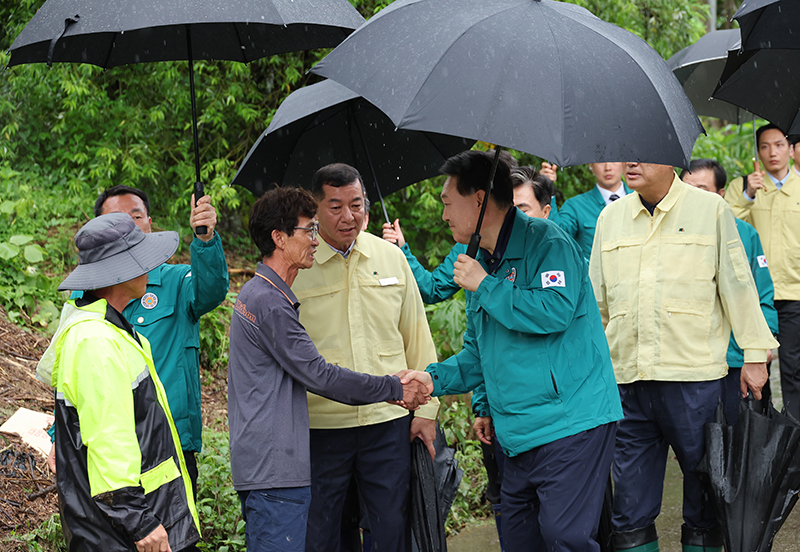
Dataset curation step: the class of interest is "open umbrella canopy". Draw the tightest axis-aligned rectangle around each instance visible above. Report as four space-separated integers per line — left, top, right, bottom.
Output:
733 0 797 50
712 48 800 133
712 0 800 133
7 0 365 67
667 29 754 124
231 79 474 206
312 0 703 169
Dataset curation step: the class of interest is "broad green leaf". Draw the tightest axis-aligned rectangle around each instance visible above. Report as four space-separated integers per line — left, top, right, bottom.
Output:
24 244 46 263
0 242 19 260
10 235 33 246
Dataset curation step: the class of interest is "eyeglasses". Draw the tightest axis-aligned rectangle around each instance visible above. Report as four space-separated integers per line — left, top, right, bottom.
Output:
294 221 319 241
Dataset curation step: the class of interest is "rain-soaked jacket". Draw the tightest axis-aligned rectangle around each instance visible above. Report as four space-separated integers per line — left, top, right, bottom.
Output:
47 298 200 551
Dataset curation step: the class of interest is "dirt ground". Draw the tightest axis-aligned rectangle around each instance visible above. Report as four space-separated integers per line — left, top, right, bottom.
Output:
0 308 59 549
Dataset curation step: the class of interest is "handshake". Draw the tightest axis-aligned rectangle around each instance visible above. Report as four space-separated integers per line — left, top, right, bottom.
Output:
389 370 434 410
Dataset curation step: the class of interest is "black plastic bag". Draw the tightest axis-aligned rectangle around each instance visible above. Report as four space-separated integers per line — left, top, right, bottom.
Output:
411 426 464 552
696 398 800 552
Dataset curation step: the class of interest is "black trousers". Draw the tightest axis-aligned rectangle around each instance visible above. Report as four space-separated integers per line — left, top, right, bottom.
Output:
777 300 800 421
182 451 201 552
306 416 412 552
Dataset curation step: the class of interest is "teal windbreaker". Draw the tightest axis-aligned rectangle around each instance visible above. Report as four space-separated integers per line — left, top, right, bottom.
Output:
729 218 779 368
426 209 622 457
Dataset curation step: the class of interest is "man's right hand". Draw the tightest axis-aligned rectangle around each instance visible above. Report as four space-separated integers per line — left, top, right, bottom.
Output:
135 524 171 552
382 219 406 247
474 416 494 445
745 168 765 199
389 370 433 410
540 162 558 183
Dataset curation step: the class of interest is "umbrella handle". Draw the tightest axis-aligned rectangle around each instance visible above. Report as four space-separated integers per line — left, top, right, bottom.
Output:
194 181 207 236
466 148 502 259
466 233 482 258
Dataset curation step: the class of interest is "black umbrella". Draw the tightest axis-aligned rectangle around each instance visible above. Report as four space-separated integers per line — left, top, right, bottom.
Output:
712 0 800 133
733 0 795 50
312 0 703 170
7 0 365 232
712 48 800 134
311 0 703 255
410 425 463 552
230 79 474 223
667 29 753 123
696 399 800 552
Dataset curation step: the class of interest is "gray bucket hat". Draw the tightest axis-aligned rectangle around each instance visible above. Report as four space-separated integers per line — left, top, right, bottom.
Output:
58 213 179 291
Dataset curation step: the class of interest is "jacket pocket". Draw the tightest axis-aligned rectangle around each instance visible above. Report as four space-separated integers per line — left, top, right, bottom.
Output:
659 299 714 367
374 341 407 374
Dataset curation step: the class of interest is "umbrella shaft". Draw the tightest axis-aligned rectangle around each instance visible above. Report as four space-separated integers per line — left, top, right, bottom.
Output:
467 147 502 258
186 26 206 235
186 27 202 187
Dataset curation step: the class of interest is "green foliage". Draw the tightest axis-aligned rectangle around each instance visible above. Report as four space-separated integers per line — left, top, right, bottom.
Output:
198 291 237 374
691 119 764 181
15 514 66 552
575 0 708 59
196 430 246 552
438 397 493 533
0 166 80 330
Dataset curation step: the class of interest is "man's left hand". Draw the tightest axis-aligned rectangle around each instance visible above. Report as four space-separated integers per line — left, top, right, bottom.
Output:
453 254 488 292
741 362 769 400
410 417 437 461
191 194 217 242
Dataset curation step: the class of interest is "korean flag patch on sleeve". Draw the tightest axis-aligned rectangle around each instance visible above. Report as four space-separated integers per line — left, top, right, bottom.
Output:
757 255 768 268
541 271 565 288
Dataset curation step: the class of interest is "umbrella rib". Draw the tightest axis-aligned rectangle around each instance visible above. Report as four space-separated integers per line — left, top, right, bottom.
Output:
101 32 118 68
231 22 249 64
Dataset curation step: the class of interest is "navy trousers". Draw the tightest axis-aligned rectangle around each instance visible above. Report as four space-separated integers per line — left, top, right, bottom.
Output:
305 416 411 552
501 423 616 552
239 487 312 552
612 380 723 534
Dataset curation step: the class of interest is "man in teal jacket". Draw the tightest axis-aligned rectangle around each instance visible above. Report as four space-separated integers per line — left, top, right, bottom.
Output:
382 166 557 550
65 185 229 508
557 162 630 260
422 151 622 551
680 159 779 420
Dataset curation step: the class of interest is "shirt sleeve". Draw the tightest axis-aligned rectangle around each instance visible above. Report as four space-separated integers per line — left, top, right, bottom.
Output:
397 256 441 420
401 243 462 304
471 383 490 417
554 198 579 239
547 195 560 225
472 234 583 335
185 234 230 323
255 300 402 405
427 294 485 396
716 204 779 362
725 177 754 223
589 211 609 327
